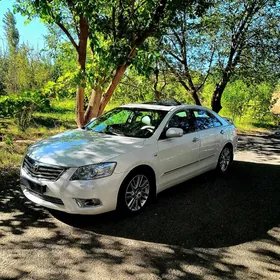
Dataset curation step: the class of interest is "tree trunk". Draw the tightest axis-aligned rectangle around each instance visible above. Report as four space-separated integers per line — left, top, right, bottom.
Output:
76 86 85 127
211 80 228 113
155 90 161 100
179 80 201 105
98 64 127 115
190 88 201 106
84 87 102 124
75 16 88 127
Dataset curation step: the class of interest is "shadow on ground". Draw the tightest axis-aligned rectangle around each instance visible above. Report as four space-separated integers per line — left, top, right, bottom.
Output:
0 168 57 236
238 133 280 156
51 160 280 248
1 134 280 279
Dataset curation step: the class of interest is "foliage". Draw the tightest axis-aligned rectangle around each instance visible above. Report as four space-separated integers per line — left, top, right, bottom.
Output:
222 81 252 121
3 9 19 54
43 72 77 99
4 134 14 149
250 83 277 121
0 9 52 95
0 91 51 131
160 0 280 112
112 69 196 105
1 44 52 95
14 0 213 125
0 1 278 132
216 80 276 122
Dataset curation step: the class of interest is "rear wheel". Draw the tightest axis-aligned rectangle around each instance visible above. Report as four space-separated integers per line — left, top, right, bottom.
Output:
118 172 151 214
216 146 232 173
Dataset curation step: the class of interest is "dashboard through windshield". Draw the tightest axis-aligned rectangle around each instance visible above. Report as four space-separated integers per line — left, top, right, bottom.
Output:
85 107 168 138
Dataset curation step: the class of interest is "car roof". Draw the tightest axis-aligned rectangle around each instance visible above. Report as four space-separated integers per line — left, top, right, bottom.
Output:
120 103 175 111
120 102 209 112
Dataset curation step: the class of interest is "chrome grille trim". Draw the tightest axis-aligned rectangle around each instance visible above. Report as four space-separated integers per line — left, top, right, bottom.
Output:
23 156 66 181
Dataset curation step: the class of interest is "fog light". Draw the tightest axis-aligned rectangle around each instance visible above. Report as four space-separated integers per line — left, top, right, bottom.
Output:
75 198 102 208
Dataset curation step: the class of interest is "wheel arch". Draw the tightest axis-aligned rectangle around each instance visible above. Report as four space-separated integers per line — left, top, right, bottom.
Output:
222 142 234 163
118 164 157 203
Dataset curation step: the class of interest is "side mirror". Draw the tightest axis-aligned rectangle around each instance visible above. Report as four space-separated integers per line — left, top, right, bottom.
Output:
166 128 183 138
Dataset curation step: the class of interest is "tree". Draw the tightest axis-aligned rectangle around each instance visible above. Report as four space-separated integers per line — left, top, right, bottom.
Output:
0 53 8 95
161 0 280 112
15 0 212 127
1 10 52 94
2 10 20 93
222 80 252 121
161 9 215 105
43 27 77 98
210 0 280 112
3 9 19 54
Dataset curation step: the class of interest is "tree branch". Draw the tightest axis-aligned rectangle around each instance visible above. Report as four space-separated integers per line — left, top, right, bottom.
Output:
130 0 136 46
56 21 79 52
166 34 181 54
65 0 80 37
112 6 116 41
134 0 168 47
165 49 184 64
197 47 216 91
164 58 187 86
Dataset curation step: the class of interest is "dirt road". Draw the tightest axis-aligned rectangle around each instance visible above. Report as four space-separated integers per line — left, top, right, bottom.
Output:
1 134 280 280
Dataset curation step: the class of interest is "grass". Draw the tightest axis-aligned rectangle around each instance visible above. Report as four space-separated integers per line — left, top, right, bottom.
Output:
0 98 278 168
0 99 77 168
232 116 277 134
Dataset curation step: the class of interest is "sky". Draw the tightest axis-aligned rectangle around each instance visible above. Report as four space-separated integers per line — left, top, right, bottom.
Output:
0 0 48 50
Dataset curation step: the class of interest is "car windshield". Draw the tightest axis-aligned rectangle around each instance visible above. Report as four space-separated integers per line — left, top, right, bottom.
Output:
85 107 167 138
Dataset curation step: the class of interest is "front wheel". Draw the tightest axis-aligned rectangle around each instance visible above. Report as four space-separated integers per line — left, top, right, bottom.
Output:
118 173 151 214
216 146 232 173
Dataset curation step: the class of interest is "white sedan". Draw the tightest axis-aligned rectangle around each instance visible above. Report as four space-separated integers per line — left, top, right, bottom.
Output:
20 102 238 215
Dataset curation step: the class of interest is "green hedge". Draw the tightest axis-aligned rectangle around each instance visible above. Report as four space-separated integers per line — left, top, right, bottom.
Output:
0 91 50 118
0 91 51 131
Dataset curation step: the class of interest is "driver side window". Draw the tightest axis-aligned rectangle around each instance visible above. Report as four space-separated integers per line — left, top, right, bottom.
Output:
166 110 196 134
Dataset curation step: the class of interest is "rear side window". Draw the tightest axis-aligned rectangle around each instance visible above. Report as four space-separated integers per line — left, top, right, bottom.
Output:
193 109 222 130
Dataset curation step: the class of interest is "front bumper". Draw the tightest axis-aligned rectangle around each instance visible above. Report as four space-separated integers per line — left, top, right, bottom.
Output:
20 167 124 215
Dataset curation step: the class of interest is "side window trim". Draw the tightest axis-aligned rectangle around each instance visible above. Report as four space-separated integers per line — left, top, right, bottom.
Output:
192 109 222 131
158 109 197 140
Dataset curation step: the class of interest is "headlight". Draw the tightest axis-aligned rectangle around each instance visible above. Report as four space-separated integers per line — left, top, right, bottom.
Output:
70 162 117 181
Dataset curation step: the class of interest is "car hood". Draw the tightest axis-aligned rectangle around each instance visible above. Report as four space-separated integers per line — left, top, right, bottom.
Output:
27 129 145 167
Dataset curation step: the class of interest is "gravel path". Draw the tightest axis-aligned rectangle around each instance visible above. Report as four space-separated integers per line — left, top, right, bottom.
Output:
1 134 280 280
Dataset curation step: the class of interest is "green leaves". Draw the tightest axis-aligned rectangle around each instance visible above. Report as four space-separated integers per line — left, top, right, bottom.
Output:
0 90 51 131
222 80 276 121
0 91 51 119
3 9 20 54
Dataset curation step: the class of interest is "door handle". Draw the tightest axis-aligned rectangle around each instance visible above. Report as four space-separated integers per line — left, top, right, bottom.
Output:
220 130 225 135
192 137 199 142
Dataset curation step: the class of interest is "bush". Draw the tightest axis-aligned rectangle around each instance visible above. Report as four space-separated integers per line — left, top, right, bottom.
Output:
0 91 51 131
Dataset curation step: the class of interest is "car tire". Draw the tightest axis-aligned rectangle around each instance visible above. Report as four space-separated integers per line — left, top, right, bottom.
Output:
216 145 233 174
117 170 152 215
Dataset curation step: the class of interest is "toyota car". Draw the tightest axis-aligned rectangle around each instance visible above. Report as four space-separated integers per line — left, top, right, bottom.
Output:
20 102 238 215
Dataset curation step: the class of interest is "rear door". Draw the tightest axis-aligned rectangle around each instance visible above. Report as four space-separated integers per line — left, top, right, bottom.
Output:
157 109 200 191
192 109 224 170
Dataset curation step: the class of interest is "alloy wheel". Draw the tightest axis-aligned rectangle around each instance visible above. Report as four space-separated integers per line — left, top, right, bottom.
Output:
125 175 150 212
220 147 231 172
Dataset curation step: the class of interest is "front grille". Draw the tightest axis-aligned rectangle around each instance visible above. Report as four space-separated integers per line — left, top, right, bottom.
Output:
23 156 66 181
27 189 64 205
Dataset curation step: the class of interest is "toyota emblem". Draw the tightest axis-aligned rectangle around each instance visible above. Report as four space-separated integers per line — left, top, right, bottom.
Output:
33 164 39 172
